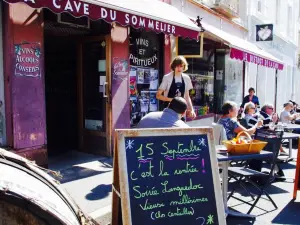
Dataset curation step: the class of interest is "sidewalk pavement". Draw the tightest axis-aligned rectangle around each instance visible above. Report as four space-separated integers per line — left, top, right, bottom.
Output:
48 149 300 225
48 151 113 224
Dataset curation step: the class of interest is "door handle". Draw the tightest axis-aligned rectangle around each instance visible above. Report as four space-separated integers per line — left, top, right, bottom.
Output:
103 81 108 98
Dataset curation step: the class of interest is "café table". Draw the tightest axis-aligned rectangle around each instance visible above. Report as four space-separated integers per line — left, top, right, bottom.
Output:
282 132 300 161
284 123 300 131
216 147 273 218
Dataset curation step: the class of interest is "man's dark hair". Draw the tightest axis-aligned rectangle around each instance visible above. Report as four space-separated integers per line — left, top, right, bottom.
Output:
168 97 187 114
248 87 255 93
221 101 237 115
289 100 296 105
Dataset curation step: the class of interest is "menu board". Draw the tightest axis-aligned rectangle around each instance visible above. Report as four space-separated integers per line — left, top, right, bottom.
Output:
112 128 226 225
177 33 203 58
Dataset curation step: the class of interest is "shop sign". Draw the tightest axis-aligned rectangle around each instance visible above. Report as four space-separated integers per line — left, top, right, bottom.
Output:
4 0 200 39
129 38 158 67
112 57 129 80
256 24 273 42
14 42 41 78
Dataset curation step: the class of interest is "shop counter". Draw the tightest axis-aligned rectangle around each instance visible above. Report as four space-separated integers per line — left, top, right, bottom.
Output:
186 113 215 127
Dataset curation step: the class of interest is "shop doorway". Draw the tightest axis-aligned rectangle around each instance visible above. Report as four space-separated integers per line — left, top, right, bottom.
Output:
77 37 111 156
45 36 78 156
44 10 111 157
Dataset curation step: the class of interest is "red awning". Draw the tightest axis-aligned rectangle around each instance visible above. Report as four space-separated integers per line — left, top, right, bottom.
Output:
230 48 284 70
4 0 200 39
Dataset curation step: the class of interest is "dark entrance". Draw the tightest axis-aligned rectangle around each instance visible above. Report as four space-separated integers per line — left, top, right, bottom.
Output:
43 9 110 156
44 36 78 155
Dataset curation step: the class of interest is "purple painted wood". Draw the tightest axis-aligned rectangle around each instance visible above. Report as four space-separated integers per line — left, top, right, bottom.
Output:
111 39 130 130
6 5 47 150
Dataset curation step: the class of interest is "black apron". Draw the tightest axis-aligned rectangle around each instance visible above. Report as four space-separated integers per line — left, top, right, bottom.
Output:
163 75 185 108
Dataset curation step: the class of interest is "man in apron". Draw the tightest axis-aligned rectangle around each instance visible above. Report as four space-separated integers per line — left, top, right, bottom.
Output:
156 56 196 120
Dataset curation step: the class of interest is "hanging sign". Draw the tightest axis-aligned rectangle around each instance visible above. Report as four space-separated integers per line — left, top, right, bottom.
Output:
177 33 204 58
256 24 273 42
14 42 41 78
111 128 226 225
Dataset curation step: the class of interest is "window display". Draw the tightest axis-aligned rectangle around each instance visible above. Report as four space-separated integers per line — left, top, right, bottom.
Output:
186 58 214 117
129 30 161 127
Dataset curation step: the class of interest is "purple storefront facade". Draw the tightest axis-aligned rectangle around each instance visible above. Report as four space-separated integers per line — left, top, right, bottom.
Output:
1 0 199 165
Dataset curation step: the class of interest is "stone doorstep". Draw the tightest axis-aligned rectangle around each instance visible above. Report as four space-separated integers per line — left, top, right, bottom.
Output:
89 204 112 225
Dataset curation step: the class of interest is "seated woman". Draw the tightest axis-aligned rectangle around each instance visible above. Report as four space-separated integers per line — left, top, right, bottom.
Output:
244 102 259 128
218 101 263 140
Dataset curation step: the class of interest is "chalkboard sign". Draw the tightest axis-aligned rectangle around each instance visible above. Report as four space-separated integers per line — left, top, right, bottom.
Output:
177 33 203 58
112 128 226 225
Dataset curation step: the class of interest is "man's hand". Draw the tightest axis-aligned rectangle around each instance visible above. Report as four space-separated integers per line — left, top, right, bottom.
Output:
257 120 263 127
187 110 196 119
272 113 278 122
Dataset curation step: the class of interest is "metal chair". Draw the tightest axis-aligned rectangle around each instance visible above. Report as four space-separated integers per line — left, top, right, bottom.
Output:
227 129 283 214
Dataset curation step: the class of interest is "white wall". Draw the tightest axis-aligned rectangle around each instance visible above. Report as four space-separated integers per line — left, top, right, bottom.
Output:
294 70 300 104
224 56 243 106
276 67 293 113
256 66 276 107
0 0 6 146
245 63 257 96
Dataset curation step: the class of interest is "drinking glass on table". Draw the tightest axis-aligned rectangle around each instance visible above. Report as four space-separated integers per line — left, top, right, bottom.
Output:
269 122 275 130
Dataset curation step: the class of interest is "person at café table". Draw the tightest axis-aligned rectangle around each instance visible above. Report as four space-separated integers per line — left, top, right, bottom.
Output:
260 103 279 127
280 102 300 124
239 87 260 114
243 102 262 128
288 100 300 124
260 103 287 155
218 101 263 140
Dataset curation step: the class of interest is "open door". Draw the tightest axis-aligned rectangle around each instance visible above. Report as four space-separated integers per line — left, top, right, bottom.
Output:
77 36 111 156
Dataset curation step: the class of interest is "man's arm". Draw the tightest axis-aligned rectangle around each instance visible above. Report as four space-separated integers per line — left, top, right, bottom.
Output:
156 89 172 102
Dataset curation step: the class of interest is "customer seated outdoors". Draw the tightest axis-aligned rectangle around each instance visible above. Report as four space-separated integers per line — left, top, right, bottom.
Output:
280 102 300 124
218 101 263 140
137 97 189 128
243 102 260 128
260 103 278 127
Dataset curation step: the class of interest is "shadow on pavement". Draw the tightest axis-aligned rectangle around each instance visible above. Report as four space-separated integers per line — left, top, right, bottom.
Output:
54 166 111 184
86 184 112 201
226 216 257 225
272 200 300 224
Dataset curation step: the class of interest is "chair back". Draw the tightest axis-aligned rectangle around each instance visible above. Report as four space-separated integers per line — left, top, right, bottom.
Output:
255 129 284 178
212 122 227 145
239 118 249 129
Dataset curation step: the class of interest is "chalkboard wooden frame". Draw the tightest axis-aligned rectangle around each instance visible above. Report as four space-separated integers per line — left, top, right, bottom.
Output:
176 33 204 58
112 127 226 225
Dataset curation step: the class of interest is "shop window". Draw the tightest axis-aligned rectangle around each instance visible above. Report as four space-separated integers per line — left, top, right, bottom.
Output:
186 58 214 116
129 29 163 127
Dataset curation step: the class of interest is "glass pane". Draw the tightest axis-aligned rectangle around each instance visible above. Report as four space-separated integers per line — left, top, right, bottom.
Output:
82 41 106 131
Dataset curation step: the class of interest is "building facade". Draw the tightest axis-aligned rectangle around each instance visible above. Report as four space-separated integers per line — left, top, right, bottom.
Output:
171 0 284 119
244 0 299 112
0 0 199 165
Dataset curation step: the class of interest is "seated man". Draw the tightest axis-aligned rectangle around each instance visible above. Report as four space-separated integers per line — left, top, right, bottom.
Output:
137 97 189 128
260 103 278 128
280 102 299 124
